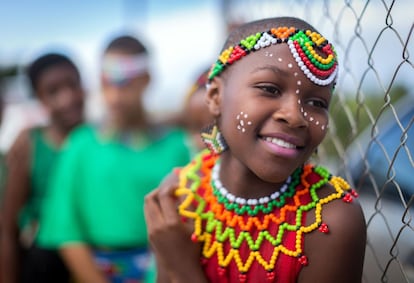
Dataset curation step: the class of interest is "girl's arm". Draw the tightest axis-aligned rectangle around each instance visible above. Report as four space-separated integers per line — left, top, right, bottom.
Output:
60 243 110 283
144 172 208 283
298 185 367 283
1 130 31 283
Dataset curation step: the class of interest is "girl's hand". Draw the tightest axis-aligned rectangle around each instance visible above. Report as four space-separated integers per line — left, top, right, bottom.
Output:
144 171 207 283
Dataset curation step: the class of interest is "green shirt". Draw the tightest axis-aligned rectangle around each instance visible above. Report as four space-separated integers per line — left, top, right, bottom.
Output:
38 124 190 248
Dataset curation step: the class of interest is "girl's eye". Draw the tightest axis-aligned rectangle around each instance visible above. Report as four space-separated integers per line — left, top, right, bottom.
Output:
257 85 281 96
306 99 328 109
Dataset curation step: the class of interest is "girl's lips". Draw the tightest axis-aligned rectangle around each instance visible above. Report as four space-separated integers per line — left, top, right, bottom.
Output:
258 134 304 158
259 133 304 149
262 136 298 149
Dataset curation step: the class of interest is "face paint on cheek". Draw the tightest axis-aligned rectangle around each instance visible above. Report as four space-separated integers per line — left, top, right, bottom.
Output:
265 51 274 57
236 111 252 133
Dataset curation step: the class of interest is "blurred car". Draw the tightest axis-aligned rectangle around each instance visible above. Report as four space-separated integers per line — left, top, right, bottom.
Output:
343 94 414 283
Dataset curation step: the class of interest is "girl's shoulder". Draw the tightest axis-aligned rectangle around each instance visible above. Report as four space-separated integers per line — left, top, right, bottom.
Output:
300 165 366 282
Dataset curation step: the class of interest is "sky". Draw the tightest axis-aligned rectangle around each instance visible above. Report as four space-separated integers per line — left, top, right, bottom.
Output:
0 0 413 151
0 0 224 112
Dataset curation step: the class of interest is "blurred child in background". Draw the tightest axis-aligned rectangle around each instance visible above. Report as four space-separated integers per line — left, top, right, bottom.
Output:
180 68 214 156
38 34 191 283
1 52 85 283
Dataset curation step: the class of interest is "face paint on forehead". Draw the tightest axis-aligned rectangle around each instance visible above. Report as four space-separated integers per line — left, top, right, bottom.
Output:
236 111 252 133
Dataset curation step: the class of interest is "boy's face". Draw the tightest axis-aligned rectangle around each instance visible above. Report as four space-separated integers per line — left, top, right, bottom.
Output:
101 52 149 127
37 63 84 130
210 43 333 183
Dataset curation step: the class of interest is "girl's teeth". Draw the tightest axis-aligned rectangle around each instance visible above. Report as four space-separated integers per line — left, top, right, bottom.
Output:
265 137 296 149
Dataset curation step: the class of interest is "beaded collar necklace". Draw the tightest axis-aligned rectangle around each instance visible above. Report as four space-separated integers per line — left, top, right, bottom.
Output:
208 27 338 87
211 161 301 216
176 151 358 282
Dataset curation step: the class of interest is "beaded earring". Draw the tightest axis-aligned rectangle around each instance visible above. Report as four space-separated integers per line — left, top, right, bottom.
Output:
200 123 228 155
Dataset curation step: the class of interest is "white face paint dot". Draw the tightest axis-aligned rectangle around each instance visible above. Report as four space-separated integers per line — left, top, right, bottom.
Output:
278 57 283 62
297 80 302 85
296 89 300 94
288 63 293 68
236 111 252 133
294 72 298 76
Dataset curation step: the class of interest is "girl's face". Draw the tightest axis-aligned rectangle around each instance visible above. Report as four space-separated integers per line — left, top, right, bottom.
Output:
37 63 84 130
101 52 149 127
210 43 333 183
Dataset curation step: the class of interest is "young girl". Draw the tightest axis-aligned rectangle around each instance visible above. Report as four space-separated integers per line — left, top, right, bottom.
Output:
37 34 191 283
144 16 367 283
1 53 85 283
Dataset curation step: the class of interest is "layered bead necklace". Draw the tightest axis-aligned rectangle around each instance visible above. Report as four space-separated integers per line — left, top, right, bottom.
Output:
176 150 358 282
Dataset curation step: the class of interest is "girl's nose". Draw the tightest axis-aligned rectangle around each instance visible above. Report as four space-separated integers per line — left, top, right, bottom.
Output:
272 96 308 128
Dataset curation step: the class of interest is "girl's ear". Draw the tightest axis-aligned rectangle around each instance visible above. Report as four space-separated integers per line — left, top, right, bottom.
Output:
205 77 223 116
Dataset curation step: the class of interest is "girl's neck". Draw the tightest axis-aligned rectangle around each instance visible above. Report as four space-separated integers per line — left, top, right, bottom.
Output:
109 111 149 132
45 122 75 147
217 153 292 199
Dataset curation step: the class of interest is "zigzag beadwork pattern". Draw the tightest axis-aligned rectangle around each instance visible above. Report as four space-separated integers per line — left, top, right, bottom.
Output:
175 150 357 277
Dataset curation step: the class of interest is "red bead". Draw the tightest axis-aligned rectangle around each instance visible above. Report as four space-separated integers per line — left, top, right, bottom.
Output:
228 45 246 64
266 271 275 281
191 233 198 242
350 189 359 198
298 255 309 266
218 267 226 277
342 193 353 203
318 223 329 233
239 273 247 282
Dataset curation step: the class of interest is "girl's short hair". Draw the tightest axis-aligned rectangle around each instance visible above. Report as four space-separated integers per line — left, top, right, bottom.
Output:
104 35 148 55
26 53 79 93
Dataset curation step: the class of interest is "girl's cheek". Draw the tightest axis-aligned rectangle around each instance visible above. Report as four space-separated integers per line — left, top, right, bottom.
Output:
236 111 253 133
298 99 330 132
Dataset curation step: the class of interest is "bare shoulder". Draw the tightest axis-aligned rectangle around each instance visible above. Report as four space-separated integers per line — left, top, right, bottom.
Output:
298 182 367 283
7 127 32 163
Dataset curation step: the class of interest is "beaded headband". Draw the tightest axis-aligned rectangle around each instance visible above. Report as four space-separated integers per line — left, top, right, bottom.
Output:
208 27 338 87
102 54 149 86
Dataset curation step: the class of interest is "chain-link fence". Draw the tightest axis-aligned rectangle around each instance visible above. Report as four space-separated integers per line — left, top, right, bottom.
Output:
221 0 414 282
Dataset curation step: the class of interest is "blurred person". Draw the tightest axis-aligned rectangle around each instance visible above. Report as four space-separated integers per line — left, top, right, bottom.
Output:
0 78 6 244
37 34 191 283
1 53 85 283
180 68 214 156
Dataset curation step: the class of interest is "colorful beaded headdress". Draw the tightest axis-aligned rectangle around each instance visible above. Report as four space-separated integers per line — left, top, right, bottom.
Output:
208 27 338 87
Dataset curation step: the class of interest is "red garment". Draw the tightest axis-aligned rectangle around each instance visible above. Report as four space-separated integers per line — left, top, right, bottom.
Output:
178 151 342 283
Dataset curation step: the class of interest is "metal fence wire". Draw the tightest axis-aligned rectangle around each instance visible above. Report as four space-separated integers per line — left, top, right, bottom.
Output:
221 0 414 282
